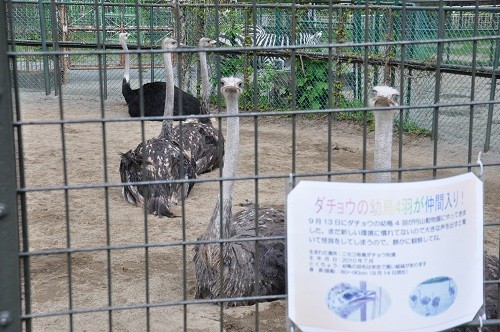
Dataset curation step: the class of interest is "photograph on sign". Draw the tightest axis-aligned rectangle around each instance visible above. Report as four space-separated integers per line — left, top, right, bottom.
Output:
326 280 390 321
408 276 457 317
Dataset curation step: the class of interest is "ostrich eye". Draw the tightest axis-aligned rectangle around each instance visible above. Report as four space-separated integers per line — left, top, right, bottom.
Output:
237 81 242 87
343 292 354 300
220 81 225 86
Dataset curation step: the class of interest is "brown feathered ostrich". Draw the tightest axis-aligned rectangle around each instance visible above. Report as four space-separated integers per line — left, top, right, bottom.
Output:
193 77 286 307
173 37 224 175
119 32 202 119
119 36 196 217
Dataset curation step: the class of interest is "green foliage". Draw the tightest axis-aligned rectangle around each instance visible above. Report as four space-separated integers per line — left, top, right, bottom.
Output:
335 99 374 128
296 59 329 110
396 118 432 137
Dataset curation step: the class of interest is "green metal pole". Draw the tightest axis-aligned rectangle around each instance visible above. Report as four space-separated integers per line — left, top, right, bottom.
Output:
354 0 362 100
0 1 22 331
100 0 107 100
483 22 499 153
38 0 51 95
432 0 445 178
150 5 154 82
407 4 415 106
374 0 380 86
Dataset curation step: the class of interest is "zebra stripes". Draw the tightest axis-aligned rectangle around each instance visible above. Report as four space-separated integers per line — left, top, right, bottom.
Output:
219 25 322 70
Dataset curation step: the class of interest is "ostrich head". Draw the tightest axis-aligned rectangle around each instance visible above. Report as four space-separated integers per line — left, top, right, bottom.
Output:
199 37 217 48
326 283 376 319
220 76 243 102
118 32 129 44
369 86 399 109
162 36 180 50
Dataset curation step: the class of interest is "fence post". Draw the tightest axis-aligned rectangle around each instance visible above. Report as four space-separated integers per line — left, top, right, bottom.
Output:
484 17 499 153
0 1 22 331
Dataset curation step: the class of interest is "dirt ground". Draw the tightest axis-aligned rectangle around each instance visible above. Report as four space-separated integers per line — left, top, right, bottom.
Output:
15 90 499 331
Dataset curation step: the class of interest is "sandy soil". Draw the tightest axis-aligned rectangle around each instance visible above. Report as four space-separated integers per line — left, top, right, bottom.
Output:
15 90 499 331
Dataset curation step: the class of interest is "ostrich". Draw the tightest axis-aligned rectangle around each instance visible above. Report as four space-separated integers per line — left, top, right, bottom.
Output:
431 294 440 314
119 36 196 217
193 77 286 307
173 37 224 175
326 283 376 319
448 279 456 299
418 289 431 315
409 294 418 307
369 85 400 183
119 32 202 119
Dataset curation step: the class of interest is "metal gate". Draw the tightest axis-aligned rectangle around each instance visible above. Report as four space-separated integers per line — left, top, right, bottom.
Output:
1 0 499 331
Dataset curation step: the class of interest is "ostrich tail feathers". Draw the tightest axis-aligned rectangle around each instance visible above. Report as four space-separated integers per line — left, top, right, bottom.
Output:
147 195 177 218
119 150 145 206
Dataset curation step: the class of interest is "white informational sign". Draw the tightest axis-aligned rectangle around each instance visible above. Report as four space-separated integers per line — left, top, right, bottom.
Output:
287 173 484 332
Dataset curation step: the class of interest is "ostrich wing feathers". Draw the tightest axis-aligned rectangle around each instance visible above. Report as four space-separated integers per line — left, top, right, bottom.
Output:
120 137 196 217
174 122 224 175
194 204 286 307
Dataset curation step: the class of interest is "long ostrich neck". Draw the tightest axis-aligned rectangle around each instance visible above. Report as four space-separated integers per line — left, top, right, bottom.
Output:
200 50 210 114
208 94 239 239
120 38 130 83
373 109 396 183
160 51 175 139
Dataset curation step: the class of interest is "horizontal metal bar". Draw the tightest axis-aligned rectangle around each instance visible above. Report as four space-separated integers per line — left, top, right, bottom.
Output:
7 0 500 12
300 51 500 78
20 293 286 321
17 218 500 258
18 234 287 258
484 279 500 284
8 35 500 57
9 46 500 78
11 99 500 127
15 161 497 193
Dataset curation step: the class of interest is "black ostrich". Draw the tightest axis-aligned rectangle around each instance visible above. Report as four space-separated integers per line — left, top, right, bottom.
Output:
193 77 286 307
173 37 224 175
119 32 202 119
119 36 196 217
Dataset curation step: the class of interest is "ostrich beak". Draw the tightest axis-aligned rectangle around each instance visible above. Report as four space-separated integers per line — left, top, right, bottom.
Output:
223 86 239 93
373 96 398 107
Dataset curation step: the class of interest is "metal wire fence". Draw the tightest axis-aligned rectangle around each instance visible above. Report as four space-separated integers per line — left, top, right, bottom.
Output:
1 0 500 331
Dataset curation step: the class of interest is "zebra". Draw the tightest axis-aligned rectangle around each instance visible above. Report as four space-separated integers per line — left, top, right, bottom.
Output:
219 25 322 70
